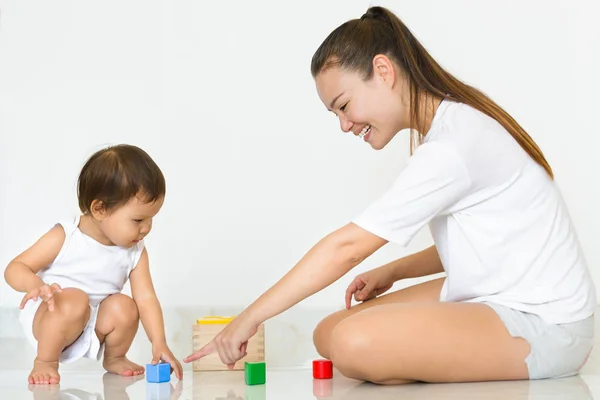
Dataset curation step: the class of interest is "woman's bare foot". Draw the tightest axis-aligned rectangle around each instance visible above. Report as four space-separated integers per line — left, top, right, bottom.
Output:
29 358 60 385
103 356 145 376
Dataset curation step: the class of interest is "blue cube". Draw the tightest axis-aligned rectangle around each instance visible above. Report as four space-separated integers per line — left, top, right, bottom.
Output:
146 362 170 383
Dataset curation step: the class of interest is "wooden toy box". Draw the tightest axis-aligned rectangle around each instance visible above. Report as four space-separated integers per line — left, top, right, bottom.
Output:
192 316 265 371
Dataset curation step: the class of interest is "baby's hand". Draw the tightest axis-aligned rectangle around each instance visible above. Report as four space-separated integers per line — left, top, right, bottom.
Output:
151 343 183 380
20 283 62 312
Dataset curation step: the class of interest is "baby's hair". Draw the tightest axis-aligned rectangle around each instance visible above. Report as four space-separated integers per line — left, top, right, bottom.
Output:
77 144 166 214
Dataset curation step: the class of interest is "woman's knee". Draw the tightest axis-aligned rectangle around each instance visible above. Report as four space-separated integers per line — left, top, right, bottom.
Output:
328 318 391 384
329 321 364 377
101 294 139 326
313 310 348 358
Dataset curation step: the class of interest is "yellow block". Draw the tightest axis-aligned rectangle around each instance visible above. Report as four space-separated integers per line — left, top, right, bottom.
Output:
196 316 235 325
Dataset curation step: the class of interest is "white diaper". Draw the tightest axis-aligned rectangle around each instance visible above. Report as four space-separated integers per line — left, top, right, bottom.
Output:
19 298 104 363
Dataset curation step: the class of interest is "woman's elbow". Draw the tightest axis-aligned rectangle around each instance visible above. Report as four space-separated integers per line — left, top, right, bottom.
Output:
328 223 386 268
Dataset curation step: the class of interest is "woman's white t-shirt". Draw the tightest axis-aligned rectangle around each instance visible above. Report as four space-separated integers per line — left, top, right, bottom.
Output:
353 99 596 324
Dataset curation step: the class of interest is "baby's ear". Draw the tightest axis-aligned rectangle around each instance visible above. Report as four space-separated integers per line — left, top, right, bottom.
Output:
90 200 108 220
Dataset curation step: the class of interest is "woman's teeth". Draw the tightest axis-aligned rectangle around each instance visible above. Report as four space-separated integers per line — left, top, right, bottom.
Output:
358 125 371 139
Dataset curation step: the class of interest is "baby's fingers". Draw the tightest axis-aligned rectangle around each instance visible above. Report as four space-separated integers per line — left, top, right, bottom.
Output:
50 283 62 294
40 286 52 299
160 352 182 380
19 292 37 309
40 293 54 311
46 297 56 312
172 359 183 380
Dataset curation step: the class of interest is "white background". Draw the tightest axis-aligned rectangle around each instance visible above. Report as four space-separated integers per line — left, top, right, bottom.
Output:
1 0 598 312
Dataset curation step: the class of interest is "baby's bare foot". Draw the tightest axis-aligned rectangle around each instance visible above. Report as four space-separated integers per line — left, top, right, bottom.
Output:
103 356 145 376
28 358 60 385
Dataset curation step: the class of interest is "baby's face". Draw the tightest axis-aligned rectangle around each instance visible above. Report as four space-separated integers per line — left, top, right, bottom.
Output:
100 194 164 247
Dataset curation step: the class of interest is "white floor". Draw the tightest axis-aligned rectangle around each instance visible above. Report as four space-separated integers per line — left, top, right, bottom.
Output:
0 367 598 400
1 305 599 399
1 351 600 399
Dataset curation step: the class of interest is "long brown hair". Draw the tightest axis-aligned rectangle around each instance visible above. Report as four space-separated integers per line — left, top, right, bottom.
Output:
311 6 553 178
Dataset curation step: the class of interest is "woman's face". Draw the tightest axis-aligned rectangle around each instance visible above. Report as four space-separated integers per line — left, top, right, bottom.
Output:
315 55 410 150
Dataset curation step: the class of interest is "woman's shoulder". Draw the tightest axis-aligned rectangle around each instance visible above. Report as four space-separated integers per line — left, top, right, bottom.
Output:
438 100 504 137
428 100 520 158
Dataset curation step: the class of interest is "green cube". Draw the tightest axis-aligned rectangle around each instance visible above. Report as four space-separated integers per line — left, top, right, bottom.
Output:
244 362 266 385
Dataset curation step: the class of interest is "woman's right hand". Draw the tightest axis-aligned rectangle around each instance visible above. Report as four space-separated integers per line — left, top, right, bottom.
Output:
345 265 397 309
183 311 259 369
20 283 62 311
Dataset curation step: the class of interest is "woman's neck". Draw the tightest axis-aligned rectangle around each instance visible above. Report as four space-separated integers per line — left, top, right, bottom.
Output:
419 94 444 136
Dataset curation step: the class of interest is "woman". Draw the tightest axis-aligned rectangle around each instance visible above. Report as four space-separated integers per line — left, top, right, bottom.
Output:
184 6 596 384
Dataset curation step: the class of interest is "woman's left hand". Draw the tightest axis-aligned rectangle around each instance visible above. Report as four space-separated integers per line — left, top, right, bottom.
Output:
183 313 259 369
151 343 183 380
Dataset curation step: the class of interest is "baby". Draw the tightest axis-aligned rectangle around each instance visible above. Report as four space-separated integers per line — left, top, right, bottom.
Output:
4 144 182 384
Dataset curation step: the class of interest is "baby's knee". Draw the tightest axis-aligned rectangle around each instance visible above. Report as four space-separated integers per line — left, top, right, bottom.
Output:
104 294 139 326
53 288 90 323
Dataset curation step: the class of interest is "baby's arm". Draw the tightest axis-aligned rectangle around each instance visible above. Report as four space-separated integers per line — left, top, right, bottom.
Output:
130 249 167 345
4 225 65 310
130 248 183 379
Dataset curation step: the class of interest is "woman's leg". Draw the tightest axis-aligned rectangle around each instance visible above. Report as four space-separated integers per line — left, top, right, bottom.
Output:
95 294 144 376
329 302 530 384
30 288 91 384
314 277 445 359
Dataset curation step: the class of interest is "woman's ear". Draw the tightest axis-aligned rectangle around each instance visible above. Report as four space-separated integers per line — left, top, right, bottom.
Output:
90 200 108 221
372 54 396 87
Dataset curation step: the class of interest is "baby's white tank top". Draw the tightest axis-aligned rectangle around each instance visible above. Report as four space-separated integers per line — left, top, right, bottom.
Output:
39 216 145 307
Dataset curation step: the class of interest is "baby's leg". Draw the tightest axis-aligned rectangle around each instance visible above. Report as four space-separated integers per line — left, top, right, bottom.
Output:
30 288 90 384
95 294 144 376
